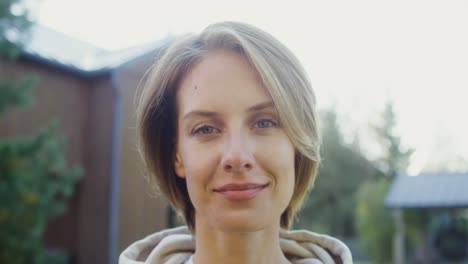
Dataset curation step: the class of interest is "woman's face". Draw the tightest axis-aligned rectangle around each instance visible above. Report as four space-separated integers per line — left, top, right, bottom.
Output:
174 49 295 232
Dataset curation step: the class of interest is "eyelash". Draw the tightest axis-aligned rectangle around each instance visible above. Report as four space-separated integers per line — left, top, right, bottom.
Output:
254 118 278 129
191 118 278 136
191 125 220 135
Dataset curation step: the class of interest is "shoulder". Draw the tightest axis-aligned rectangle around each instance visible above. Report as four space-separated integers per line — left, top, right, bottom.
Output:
119 226 195 264
280 229 353 264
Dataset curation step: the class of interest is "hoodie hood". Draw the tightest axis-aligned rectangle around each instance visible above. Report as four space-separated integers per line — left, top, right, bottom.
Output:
119 226 353 264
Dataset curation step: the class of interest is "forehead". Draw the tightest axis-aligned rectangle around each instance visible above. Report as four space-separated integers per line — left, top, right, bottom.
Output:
176 50 272 114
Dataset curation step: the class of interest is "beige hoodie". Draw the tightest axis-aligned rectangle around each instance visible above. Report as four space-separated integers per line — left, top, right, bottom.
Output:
119 226 353 264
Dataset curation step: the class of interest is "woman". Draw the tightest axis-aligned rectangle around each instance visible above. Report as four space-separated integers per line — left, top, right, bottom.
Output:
120 21 353 264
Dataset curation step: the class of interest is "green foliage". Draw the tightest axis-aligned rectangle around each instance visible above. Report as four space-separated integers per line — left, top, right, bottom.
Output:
0 123 82 263
356 179 428 264
296 110 380 237
0 0 33 59
0 75 37 114
355 100 425 263
0 0 36 116
431 213 468 261
374 101 413 178
356 178 393 263
0 1 82 263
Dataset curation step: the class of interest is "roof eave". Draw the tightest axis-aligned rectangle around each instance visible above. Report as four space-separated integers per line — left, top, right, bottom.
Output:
20 50 113 78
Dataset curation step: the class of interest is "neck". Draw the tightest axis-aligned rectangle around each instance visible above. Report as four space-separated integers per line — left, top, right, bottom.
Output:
192 218 290 264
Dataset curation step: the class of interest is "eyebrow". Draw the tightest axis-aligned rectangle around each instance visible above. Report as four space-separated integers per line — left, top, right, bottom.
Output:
247 101 275 112
182 101 275 121
183 110 218 121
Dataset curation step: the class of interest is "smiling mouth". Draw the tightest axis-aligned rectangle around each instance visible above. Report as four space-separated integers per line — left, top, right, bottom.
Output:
213 183 269 201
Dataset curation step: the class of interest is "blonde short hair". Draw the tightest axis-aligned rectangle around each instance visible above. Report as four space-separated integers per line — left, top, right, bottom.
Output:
137 21 321 230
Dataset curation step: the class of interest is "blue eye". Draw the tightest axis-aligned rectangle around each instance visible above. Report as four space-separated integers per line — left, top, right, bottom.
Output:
193 125 218 135
255 119 276 128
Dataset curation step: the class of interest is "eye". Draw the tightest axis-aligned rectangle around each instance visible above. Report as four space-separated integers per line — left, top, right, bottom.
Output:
254 119 277 129
192 125 220 135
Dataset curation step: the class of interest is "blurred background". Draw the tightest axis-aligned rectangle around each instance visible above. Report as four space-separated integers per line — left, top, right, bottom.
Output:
1 0 467 263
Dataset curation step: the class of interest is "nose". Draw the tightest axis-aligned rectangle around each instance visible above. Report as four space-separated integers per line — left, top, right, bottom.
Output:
221 131 254 173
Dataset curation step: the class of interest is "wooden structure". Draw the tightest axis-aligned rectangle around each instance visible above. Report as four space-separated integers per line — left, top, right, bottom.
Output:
385 172 468 264
0 25 174 264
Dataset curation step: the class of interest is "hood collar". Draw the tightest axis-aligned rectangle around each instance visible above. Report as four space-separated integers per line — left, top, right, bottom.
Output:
119 226 352 264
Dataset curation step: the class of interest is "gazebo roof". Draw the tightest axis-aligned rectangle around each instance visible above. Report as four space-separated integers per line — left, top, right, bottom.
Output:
385 172 468 208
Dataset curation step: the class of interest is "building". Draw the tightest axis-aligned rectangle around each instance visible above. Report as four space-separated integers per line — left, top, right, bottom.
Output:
0 25 174 264
386 172 468 264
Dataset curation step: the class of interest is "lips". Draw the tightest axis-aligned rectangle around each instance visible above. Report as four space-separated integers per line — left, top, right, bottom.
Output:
213 183 268 201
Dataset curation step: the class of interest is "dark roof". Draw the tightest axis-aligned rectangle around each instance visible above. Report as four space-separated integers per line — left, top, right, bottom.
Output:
19 24 169 77
385 172 468 208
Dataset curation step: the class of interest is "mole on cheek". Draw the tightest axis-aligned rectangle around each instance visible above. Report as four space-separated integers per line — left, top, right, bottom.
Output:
194 85 198 90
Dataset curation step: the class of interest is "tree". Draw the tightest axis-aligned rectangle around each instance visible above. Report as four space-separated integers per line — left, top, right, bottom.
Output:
374 101 413 178
0 1 81 263
0 0 33 59
296 110 380 237
356 100 423 263
0 0 34 111
356 179 394 263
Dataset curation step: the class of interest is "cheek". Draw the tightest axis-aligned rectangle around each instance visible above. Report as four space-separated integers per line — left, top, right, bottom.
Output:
268 137 295 171
181 144 220 211
276 139 296 188
258 135 296 185
278 142 296 209
179 141 219 186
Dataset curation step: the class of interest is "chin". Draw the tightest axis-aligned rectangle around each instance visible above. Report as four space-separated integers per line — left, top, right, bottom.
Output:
209 210 279 233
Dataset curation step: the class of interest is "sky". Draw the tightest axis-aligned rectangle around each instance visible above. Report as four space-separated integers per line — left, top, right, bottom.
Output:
34 0 468 174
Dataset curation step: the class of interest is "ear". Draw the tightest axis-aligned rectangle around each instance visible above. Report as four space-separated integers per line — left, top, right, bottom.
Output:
174 150 186 179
